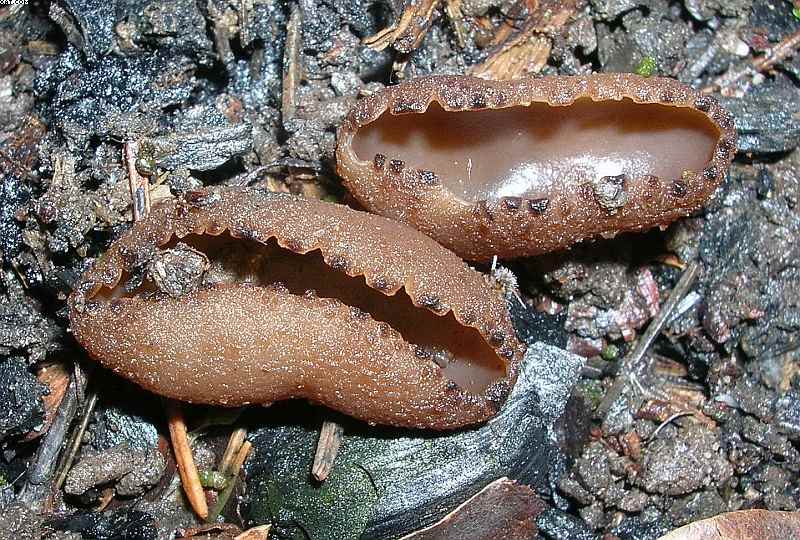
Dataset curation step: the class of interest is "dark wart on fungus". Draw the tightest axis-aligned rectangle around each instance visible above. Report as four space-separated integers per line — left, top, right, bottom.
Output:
336 74 738 261
68 188 525 429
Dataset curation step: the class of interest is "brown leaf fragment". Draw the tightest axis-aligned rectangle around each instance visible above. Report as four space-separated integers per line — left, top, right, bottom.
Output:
400 477 544 539
176 523 242 539
234 525 271 540
364 0 441 53
470 0 582 80
658 509 800 540
24 361 70 441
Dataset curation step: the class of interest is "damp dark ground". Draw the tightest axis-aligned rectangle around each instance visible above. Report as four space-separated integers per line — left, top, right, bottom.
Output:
1 0 799 539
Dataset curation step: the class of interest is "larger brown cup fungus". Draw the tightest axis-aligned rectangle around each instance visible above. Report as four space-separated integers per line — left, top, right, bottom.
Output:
68 188 525 429
336 74 737 261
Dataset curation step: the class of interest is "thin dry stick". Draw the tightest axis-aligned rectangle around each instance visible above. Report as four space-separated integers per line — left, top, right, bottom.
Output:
705 28 800 93
231 440 253 474
166 400 209 520
53 389 99 492
312 420 345 482
597 261 701 417
124 140 150 221
219 427 248 476
281 4 302 122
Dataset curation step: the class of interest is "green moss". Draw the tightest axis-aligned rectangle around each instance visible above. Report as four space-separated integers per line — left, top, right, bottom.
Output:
251 462 378 540
634 56 657 77
576 380 605 411
601 343 619 362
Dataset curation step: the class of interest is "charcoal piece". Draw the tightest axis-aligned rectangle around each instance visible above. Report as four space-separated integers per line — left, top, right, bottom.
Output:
0 119 44 262
537 507 597 540
0 162 30 262
244 342 584 539
750 0 800 42
697 157 800 358
596 7 691 74
143 106 252 171
56 0 116 60
720 85 800 155
0 291 61 363
509 299 568 349
64 443 166 497
89 402 160 452
49 508 158 540
35 47 196 146
130 0 213 58
0 357 47 442
775 392 800 440
590 0 641 20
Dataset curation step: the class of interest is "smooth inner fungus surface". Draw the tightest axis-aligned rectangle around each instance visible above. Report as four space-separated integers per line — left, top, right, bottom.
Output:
352 99 720 201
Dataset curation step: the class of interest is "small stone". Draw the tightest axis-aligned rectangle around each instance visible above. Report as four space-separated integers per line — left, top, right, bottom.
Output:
619 489 648 512
639 425 731 496
146 242 209 298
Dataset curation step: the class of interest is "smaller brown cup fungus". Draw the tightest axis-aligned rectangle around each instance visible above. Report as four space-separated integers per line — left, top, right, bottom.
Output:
336 74 737 261
68 187 525 429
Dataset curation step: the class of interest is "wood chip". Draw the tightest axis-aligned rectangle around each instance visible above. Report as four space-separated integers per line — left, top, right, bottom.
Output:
364 0 440 53
311 420 344 482
470 0 581 80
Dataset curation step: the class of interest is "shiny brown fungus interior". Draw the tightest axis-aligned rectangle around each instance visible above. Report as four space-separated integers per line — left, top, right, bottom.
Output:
95 233 505 394
352 99 720 202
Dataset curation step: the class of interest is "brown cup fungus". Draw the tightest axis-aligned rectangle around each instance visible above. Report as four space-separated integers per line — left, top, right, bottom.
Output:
336 74 737 261
68 187 525 429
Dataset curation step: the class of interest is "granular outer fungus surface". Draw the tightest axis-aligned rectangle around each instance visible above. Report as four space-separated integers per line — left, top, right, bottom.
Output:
336 74 738 261
68 187 525 429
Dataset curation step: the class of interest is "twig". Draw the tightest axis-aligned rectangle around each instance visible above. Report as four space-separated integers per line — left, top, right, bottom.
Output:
704 28 800 94
312 420 344 482
282 4 302 123
231 440 252 474
597 261 701 417
166 400 209 520
53 389 99 492
124 141 150 221
219 427 247 475
364 0 439 52
649 411 695 440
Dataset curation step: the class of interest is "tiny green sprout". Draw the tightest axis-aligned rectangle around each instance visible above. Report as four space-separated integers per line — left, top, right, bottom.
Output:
793 6 800 20
601 343 619 361
198 470 229 490
635 56 657 77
